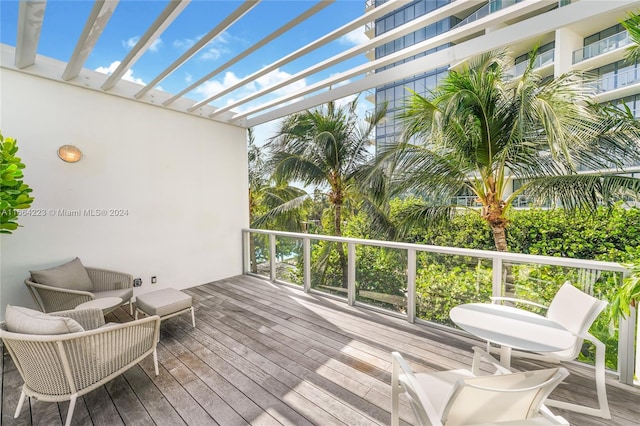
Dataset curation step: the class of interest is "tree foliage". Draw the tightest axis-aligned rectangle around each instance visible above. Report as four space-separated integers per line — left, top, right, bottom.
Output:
0 131 34 234
381 49 640 252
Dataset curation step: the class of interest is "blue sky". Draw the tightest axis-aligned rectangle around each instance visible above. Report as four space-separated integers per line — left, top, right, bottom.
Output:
0 0 373 144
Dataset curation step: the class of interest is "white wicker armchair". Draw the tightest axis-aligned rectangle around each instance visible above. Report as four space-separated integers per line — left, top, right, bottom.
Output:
0 307 160 426
25 258 134 314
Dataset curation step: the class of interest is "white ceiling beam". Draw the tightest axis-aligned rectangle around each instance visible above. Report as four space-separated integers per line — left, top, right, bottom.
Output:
244 0 635 127
187 0 413 112
209 0 480 118
134 0 259 99
15 0 47 69
62 0 119 81
101 0 189 91
161 0 333 108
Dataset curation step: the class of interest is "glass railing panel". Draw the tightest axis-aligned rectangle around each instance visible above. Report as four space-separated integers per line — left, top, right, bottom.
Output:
309 239 349 298
512 49 555 77
415 252 493 326
573 31 631 64
249 233 271 278
355 246 407 313
274 236 303 286
595 67 640 93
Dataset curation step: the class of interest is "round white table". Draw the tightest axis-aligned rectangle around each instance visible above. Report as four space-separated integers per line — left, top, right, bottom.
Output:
450 303 575 368
75 297 123 314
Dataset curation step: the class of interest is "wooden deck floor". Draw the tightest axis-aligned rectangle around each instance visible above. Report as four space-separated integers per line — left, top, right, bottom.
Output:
2 275 640 425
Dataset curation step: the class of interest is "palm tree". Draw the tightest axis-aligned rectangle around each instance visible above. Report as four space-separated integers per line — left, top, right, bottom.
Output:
248 128 307 273
386 50 640 253
621 11 640 63
270 98 386 285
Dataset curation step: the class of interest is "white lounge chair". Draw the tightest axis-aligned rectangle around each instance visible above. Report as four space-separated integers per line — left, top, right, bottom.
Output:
391 347 569 426
491 281 610 419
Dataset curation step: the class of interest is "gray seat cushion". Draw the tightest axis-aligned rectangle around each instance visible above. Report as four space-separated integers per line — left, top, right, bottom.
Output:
136 288 192 317
30 257 93 292
94 288 134 302
4 305 84 334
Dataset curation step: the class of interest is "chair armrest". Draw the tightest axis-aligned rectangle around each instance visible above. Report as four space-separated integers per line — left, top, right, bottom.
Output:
50 308 105 330
86 267 133 292
490 297 548 310
24 280 95 313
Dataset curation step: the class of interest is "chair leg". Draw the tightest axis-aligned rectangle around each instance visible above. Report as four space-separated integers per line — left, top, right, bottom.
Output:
64 394 77 426
129 299 133 316
391 357 400 426
190 307 196 327
14 389 26 418
153 348 159 376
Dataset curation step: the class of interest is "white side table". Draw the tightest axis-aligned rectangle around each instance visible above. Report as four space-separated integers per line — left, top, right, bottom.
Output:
75 297 123 315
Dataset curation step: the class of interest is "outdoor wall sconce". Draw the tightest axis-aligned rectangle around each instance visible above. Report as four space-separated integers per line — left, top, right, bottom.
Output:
57 145 83 163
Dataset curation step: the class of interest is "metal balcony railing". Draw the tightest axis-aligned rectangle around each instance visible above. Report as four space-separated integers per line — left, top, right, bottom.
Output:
573 31 632 64
244 228 637 385
595 67 640 93
511 49 555 77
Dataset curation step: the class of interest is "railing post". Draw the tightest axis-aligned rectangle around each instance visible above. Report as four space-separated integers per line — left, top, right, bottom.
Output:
347 242 356 306
618 306 637 385
407 249 416 324
492 257 503 298
303 237 311 292
242 230 250 274
269 234 276 282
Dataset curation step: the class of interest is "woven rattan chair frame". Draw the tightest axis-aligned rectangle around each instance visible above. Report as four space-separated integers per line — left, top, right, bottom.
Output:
0 308 160 426
25 266 134 314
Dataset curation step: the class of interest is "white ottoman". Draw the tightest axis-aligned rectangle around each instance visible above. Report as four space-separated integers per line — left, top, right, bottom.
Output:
134 288 195 328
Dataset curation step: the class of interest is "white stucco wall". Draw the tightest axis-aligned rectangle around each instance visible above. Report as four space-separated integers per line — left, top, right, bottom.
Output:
0 68 249 316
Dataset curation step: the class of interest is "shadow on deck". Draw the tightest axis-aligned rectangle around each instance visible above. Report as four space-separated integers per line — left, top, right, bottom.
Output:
2 275 639 425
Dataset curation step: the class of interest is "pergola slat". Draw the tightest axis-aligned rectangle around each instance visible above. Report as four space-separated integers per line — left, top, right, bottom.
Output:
101 0 190 91
161 0 332 108
133 0 259 100
15 0 47 69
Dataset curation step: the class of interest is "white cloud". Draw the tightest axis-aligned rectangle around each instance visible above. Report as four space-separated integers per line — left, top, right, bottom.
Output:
194 71 244 99
255 69 306 97
149 38 163 52
122 36 162 52
123 36 139 49
339 27 368 46
185 73 192 83
173 31 247 62
95 61 146 85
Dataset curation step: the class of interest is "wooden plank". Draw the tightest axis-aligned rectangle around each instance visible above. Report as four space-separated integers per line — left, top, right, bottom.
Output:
185 304 385 425
135 344 217 425
158 335 263 425
82 386 125 426
104 374 155 425
122 364 186 425
164 319 319 426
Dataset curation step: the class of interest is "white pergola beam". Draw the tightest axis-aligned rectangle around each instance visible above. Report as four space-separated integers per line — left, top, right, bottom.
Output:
134 0 259 99
101 0 189 91
62 0 120 81
15 0 47 69
188 0 413 113
209 0 480 118
244 0 636 127
161 0 332 108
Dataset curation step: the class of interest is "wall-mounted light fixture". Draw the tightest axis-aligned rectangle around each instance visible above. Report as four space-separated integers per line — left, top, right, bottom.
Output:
57 145 83 163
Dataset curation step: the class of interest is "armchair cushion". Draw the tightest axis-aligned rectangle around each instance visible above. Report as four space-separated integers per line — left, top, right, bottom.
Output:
5 305 84 334
30 257 93 292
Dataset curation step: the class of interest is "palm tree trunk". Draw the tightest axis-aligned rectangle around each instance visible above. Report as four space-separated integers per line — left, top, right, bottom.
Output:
335 202 348 288
490 222 515 295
